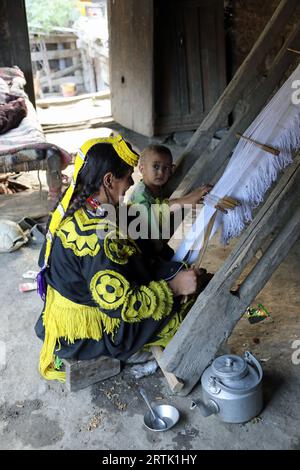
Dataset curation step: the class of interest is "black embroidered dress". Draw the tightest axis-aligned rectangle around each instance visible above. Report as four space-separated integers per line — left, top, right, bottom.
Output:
35 207 189 381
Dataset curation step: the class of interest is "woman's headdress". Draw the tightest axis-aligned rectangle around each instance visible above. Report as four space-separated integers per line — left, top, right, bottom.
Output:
37 134 138 298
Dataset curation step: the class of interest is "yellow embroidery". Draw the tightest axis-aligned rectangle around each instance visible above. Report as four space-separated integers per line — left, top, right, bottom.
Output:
56 209 119 257
121 280 173 323
148 280 173 321
75 208 116 232
104 230 140 265
57 218 101 257
121 286 156 322
90 270 129 310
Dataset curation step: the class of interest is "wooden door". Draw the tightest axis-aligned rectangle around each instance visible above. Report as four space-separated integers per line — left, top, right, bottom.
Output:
154 0 226 134
108 0 155 136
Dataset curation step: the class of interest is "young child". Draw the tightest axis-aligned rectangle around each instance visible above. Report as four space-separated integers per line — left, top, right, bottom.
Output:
128 144 212 259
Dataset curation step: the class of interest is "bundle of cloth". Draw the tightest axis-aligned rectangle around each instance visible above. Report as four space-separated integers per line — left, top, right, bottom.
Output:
174 64 300 263
0 92 27 134
0 66 45 149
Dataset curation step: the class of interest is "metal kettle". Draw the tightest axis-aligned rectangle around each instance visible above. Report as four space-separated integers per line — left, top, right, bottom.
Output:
191 351 263 423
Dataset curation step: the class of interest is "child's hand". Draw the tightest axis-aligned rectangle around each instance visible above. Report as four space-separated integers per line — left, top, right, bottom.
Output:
168 268 197 297
196 184 213 202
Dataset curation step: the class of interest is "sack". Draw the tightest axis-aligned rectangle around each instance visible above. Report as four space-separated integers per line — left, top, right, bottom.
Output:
0 219 28 252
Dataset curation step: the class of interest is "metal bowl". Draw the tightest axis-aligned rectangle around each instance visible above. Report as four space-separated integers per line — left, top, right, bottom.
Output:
144 404 180 432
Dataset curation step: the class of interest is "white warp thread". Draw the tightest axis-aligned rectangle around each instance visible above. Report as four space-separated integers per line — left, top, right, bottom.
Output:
173 64 300 263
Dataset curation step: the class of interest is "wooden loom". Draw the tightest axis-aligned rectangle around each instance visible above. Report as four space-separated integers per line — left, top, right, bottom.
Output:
155 0 300 396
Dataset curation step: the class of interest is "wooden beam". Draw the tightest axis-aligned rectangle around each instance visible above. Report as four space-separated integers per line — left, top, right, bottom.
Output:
166 0 300 194
150 346 184 394
39 64 81 84
30 34 76 44
31 49 80 62
160 155 300 395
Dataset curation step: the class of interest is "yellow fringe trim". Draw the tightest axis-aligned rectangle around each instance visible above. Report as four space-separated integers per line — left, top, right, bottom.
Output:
39 285 120 382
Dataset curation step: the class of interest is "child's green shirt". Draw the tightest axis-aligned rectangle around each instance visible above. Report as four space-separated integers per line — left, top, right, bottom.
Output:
128 180 171 239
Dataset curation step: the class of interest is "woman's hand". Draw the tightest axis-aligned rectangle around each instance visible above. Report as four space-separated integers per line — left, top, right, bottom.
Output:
168 268 198 297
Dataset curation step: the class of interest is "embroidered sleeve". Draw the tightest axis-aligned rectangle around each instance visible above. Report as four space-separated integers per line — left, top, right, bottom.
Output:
89 268 173 323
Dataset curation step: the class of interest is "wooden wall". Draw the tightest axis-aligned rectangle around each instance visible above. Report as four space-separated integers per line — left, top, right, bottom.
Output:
108 0 154 136
0 0 35 105
108 0 226 137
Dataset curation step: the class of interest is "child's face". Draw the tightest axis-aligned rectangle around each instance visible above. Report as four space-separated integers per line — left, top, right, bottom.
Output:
139 152 173 188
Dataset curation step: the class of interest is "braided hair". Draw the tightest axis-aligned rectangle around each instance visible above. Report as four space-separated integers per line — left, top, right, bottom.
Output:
46 142 135 230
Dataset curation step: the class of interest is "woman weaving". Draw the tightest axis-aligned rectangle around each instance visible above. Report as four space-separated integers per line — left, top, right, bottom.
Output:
35 135 201 382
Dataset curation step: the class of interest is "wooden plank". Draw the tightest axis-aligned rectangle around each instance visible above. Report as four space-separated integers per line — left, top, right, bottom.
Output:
39 64 81 84
63 356 121 392
31 48 80 61
40 38 53 92
160 156 300 395
44 75 84 87
166 0 300 194
150 346 184 393
170 20 300 197
30 34 76 44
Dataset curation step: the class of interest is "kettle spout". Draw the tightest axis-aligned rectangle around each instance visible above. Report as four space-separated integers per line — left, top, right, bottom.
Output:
190 399 219 417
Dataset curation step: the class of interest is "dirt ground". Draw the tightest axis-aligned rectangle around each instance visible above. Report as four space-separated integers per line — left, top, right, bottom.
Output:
0 109 299 450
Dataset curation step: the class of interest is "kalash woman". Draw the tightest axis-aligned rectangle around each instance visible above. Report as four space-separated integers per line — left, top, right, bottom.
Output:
35 135 201 382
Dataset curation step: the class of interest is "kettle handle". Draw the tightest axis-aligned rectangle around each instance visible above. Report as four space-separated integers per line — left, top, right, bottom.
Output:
244 351 263 381
211 352 263 395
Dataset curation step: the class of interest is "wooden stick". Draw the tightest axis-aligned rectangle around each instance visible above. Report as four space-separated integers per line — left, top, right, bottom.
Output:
236 132 280 156
222 196 240 206
150 346 184 393
215 204 228 214
287 47 300 55
194 211 218 270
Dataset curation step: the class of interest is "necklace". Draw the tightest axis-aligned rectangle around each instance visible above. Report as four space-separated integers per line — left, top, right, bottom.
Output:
86 196 106 217
86 196 100 210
